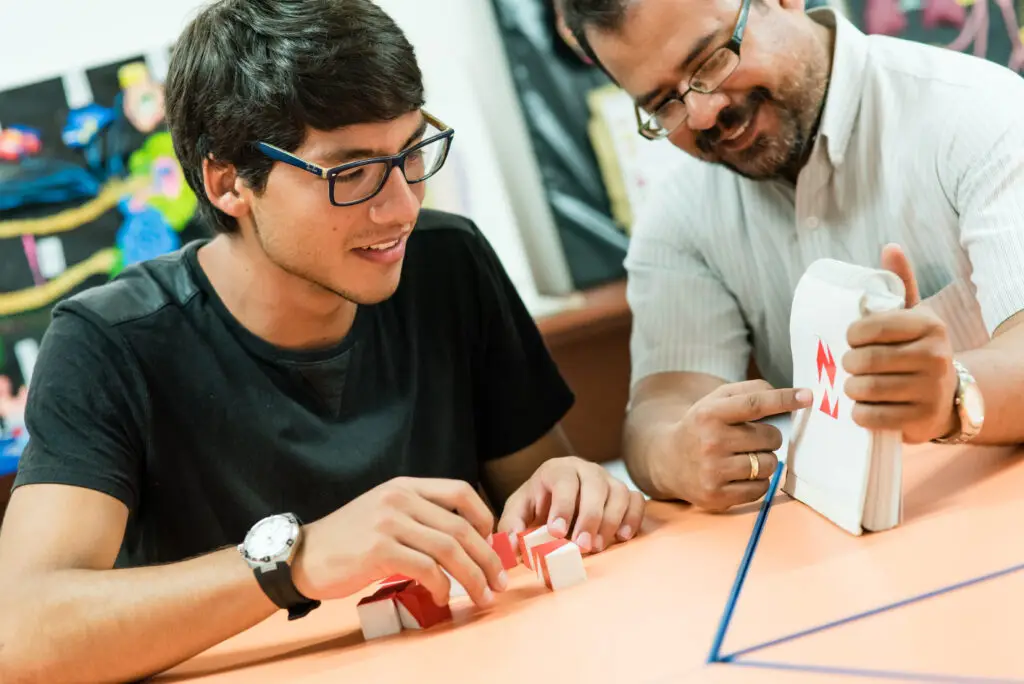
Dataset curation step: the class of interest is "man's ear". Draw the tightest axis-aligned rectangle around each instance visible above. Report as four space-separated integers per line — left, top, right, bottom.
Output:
202 156 250 219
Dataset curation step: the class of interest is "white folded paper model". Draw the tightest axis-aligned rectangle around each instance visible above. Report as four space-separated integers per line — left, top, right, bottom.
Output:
784 258 906 536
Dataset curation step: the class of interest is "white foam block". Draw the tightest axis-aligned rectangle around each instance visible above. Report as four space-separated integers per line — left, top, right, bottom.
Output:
356 595 402 641
396 602 420 630
544 542 587 591
36 237 67 279
520 526 556 570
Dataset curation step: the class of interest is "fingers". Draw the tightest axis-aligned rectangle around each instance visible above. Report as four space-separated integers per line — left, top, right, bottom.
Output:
705 387 814 425
595 479 631 551
712 479 774 511
568 465 609 552
844 373 920 404
847 310 939 347
387 543 451 607
397 503 506 608
544 469 580 539
403 478 494 539
880 243 921 307
719 422 784 454
496 487 536 538
852 402 927 431
722 451 778 483
843 338 950 377
617 491 646 543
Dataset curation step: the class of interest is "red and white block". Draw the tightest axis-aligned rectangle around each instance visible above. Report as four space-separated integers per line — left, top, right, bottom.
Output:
490 531 518 570
532 538 587 591
394 582 453 630
516 526 557 570
356 585 404 641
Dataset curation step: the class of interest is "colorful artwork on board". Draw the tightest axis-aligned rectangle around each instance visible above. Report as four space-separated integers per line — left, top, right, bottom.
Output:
0 52 209 475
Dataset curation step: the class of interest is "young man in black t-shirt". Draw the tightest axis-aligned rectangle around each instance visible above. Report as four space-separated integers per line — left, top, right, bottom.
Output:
0 2 646 681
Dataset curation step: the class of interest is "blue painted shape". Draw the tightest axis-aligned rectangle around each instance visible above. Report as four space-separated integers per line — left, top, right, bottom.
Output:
721 561 1024 662
116 198 180 267
727 658 1024 683
62 103 116 148
707 460 786 663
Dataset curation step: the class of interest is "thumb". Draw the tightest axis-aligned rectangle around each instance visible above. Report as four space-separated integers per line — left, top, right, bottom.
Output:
881 243 920 307
496 489 534 537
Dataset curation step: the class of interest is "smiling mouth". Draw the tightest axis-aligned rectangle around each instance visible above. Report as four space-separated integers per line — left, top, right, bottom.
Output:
360 238 401 252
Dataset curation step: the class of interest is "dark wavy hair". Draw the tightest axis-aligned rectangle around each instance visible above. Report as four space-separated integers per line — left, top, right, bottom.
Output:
164 0 425 234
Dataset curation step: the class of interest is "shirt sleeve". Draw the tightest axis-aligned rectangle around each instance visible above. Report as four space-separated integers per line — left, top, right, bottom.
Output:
624 181 752 389
945 79 1024 335
12 303 148 511
465 226 576 461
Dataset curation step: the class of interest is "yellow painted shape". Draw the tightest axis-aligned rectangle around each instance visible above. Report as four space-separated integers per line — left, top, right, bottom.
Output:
956 0 976 6
0 176 147 239
0 248 118 317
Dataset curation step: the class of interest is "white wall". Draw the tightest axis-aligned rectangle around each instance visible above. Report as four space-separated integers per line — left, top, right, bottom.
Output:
0 0 576 315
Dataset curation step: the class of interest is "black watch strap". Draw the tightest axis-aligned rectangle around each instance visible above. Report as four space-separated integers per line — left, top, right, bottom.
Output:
254 561 322 620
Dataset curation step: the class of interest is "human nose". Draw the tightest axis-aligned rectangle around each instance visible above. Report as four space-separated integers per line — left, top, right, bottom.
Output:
368 163 420 225
683 91 732 131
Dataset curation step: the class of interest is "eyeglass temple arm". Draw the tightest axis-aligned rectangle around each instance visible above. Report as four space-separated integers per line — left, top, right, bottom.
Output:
255 142 329 179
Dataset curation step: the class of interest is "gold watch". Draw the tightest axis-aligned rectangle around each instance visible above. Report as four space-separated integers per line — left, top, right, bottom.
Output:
932 360 985 445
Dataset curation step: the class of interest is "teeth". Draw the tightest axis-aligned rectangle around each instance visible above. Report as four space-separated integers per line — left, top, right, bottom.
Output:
365 239 400 251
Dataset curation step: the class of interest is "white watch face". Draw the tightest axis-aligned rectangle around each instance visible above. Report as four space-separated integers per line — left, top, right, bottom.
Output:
247 515 295 561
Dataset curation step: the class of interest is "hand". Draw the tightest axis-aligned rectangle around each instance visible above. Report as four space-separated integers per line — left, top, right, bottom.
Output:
842 244 958 443
496 456 646 554
661 381 813 512
290 477 507 608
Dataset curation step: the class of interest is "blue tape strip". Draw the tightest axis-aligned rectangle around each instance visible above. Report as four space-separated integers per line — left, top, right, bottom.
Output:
706 460 785 663
722 560 1024 661
728 658 1024 683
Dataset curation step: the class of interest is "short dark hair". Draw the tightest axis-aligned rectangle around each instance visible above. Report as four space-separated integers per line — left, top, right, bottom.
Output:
164 0 425 234
560 0 632 68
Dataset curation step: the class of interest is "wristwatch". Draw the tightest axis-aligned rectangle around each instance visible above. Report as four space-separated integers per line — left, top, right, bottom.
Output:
932 359 985 445
238 512 321 620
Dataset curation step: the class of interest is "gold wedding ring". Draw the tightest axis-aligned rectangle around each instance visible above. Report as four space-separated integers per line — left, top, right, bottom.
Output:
748 452 759 480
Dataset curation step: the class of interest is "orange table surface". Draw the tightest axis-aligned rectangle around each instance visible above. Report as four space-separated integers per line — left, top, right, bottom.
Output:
158 442 1024 684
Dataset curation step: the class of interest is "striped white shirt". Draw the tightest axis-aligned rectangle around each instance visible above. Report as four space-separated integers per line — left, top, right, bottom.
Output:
625 7 1024 392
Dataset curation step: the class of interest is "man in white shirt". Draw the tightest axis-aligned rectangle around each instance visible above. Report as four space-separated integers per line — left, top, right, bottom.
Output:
561 0 1024 511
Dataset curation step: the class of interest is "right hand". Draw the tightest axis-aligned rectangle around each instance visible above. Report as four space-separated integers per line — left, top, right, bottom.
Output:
659 380 813 512
290 477 507 608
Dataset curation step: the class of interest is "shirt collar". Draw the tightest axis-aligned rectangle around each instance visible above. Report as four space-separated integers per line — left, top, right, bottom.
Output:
808 7 869 167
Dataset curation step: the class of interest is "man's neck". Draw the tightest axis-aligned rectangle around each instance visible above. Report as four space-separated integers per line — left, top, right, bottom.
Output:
197 235 358 352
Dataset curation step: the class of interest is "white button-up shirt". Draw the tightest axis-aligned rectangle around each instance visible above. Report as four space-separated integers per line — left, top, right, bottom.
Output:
625 7 1024 392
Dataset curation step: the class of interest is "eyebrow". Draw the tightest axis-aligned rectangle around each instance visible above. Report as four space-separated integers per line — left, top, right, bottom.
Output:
321 117 429 166
634 31 720 110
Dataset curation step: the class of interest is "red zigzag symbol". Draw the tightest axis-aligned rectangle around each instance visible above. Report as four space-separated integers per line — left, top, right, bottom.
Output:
816 340 839 419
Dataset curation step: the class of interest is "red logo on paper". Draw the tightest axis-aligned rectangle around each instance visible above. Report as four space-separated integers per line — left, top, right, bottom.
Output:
816 339 839 419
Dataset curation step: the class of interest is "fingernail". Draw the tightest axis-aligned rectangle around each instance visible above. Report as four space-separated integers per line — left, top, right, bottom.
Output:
549 518 567 535
593 534 605 552
576 532 592 552
796 389 813 403
481 588 495 606
617 525 633 541
497 570 508 590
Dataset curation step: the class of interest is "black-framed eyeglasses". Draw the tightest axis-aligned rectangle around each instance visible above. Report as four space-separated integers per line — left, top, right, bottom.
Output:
635 0 752 140
254 110 455 207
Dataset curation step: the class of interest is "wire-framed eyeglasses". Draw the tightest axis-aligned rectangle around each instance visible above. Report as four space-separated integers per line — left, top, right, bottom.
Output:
634 0 752 140
254 110 455 207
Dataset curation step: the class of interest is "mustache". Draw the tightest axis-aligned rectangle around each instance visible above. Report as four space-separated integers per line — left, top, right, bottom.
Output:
696 87 772 153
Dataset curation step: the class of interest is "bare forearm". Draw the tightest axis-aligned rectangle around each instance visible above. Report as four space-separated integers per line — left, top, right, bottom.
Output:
957 320 1024 445
623 372 726 499
0 546 277 683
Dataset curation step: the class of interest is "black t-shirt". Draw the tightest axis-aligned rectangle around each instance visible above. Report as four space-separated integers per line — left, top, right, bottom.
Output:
13 209 574 568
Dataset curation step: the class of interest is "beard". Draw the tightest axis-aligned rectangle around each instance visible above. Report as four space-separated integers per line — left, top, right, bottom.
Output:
694 63 827 182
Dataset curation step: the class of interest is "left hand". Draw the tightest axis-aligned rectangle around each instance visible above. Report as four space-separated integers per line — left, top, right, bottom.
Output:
842 244 959 443
496 456 646 554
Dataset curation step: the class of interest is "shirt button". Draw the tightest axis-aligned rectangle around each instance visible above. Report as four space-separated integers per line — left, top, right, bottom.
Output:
805 216 820 230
